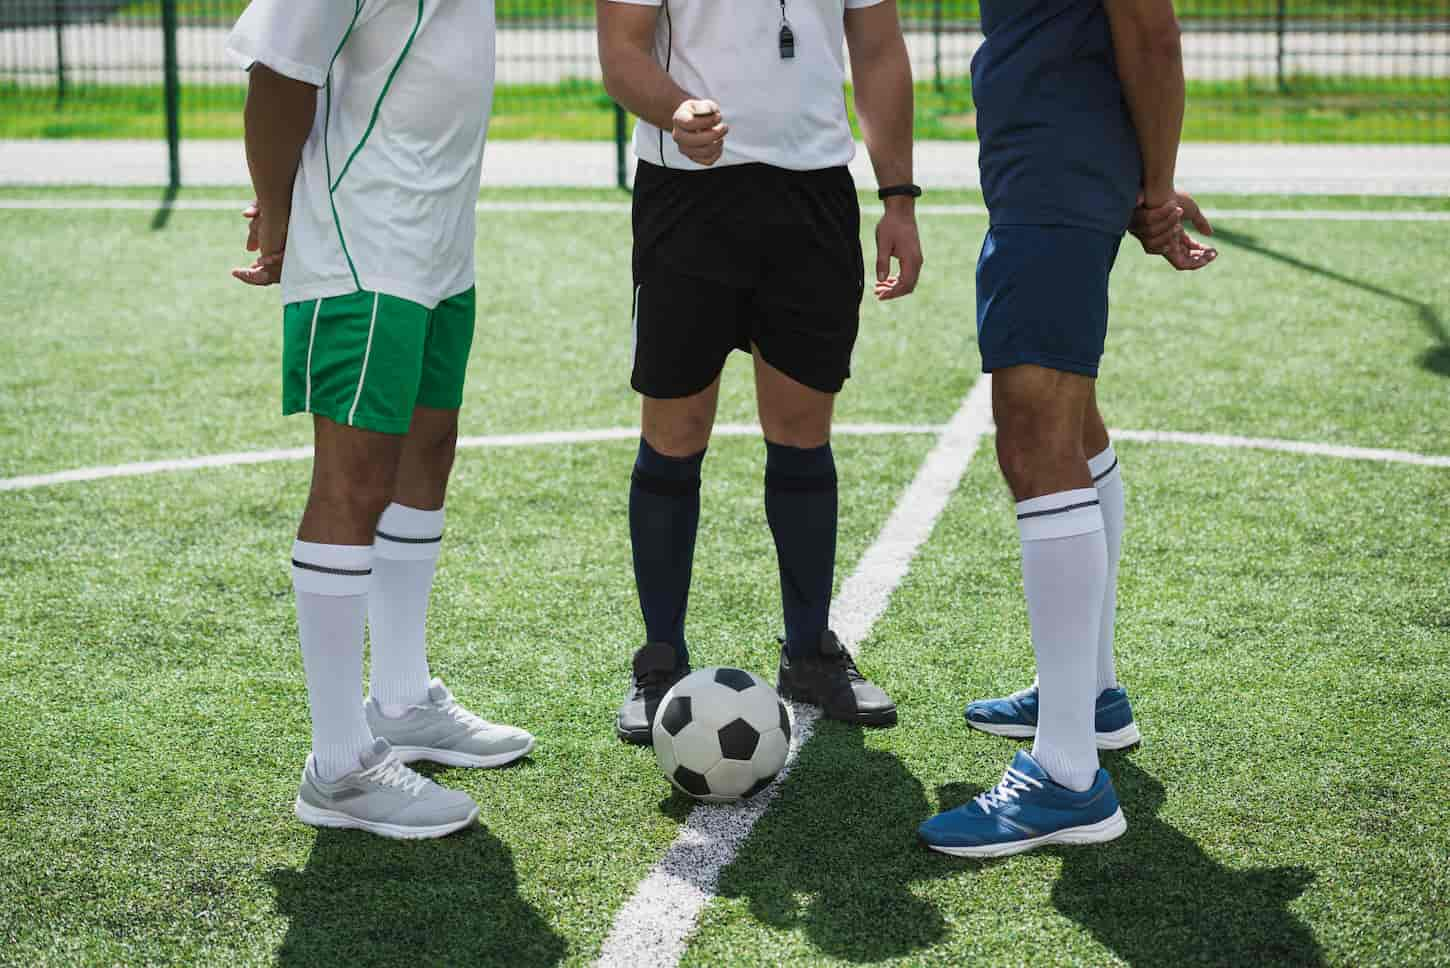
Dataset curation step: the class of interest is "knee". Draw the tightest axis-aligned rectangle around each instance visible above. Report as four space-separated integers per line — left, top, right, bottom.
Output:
645 409 713 457
760 410 830 449
311 463 396 527
995 420 1082 498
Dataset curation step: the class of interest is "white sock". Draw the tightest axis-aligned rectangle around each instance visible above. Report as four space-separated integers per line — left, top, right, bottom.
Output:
368 503 443 716
1089 445 1124 694
292 541 375 781
1017 489 1108 792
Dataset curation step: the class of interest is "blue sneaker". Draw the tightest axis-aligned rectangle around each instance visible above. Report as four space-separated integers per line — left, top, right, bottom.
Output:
918 750 1127 858
964 685 1141 750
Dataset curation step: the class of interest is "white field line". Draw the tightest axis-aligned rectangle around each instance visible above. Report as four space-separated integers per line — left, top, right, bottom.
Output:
4 421 1449 494
1109 428 1450 468
591 376 996 968
3 198 1450 222
0 423 940 493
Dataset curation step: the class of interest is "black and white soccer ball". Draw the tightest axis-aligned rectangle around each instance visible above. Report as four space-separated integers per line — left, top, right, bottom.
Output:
652 667 792 804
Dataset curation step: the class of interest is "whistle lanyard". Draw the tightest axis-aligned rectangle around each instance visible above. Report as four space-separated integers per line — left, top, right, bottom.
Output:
778 0 795 59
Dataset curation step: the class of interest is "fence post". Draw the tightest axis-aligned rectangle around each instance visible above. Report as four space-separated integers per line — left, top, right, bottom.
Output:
615 102 628 191
162 0 182 190
1275 0 1288 93
53 0 66 107
932 0 943 93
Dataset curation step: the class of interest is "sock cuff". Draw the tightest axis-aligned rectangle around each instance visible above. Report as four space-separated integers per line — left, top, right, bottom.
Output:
1088 445 1120 485
634 438 705 494
764 440 836 491
292 540 373 596
375 503 445 561
1016 488 1104 541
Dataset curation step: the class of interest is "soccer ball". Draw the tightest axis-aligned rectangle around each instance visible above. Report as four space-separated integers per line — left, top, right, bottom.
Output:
652 667 792 804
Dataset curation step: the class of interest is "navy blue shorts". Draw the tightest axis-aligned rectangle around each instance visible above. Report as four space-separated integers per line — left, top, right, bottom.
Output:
976 224 1123 378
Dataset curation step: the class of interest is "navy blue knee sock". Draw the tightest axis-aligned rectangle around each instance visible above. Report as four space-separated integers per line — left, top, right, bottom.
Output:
629 438 705 664
764 440 838 658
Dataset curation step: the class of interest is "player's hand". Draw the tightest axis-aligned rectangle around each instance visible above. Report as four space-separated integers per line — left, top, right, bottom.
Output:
1130 189 1217 271
873 203 923 301
671 99 728 167
232 201 287 286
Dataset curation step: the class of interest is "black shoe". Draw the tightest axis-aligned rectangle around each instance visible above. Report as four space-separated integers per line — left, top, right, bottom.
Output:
777 630 897 727
616 642 691 745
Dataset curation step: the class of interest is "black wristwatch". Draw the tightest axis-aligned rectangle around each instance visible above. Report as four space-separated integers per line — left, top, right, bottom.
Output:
877 183 923 200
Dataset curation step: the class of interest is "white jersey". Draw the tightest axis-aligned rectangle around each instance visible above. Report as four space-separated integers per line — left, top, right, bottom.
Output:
227 0 496 309
610 0 883 172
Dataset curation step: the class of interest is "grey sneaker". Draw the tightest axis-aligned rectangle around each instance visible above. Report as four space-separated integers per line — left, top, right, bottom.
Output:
293 738 479 840
366 677 535 769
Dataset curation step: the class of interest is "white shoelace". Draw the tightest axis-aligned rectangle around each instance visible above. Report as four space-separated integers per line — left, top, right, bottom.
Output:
973 766 1043 813
439 696 495 733
359 754 428 796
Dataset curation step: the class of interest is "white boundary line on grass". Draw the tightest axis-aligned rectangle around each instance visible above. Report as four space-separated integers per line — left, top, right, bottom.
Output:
3 198 1450 222
0 423 940 493
1109 428 1450 467
592 376 996 968
3 422 1449 494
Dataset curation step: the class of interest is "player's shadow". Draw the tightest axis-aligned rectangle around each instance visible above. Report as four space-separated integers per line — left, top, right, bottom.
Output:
1047 755 1323 967
710 720 955 962
269 811 568 968
1214 226 1450 378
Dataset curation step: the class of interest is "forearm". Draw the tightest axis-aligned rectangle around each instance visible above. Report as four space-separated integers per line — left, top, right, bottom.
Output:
853 39 915 196
599 36 691 130
243 65 317 215
1108 9 1185 203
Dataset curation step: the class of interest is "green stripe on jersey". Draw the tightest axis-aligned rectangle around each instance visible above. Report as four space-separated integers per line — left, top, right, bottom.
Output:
330 0 426 194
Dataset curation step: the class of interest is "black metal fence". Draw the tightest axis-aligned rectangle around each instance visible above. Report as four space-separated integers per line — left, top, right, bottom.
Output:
3 0 1448 182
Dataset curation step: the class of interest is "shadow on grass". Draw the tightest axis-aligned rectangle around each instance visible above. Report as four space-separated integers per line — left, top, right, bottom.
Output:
270 789 567 968
1051 755 1323 967
1214 226 1450 378
710 720 956 962
933 754 1322 965
149 185 178 231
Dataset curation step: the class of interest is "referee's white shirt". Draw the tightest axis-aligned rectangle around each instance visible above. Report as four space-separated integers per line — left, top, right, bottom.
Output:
610 0 885 172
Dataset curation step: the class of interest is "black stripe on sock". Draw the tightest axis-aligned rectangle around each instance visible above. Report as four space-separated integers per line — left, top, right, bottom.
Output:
764 470 838 494
1092 457 1119 483
375 530 443 545
292 559 372 577
1016 499 1100 521
631 467 702 497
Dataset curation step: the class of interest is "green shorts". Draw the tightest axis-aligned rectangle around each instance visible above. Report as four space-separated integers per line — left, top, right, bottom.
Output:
282 288 475 435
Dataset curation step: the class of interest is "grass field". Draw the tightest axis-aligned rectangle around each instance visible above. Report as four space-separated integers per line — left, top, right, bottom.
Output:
1 186 1448 966
6 77 1447 143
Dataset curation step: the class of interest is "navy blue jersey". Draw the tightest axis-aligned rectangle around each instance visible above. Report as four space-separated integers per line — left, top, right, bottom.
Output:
972 0 1143 236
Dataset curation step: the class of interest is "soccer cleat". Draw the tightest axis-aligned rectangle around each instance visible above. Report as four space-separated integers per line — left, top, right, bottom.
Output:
366 678 535 768
294 738 479 840
777 630 897 727
964 684 1141 750
918 749 1127 858
617 642 691 745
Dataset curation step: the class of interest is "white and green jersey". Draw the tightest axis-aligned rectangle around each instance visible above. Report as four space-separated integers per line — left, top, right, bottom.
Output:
227 0 496 309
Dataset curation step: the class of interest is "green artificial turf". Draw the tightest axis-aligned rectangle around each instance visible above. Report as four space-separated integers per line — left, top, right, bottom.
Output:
7 77 1446 143
0 190 1447 965
686 442 1450 967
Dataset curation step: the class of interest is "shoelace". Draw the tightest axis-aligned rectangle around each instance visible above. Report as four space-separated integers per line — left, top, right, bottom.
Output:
359 754 429 797
973 766 1043 813
439 696 494 732
823 650 867 684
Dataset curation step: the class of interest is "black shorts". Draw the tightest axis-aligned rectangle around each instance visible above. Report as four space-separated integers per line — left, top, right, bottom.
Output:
630 160 864 399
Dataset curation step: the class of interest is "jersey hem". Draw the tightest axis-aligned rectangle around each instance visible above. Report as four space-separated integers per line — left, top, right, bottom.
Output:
282 276 475 312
